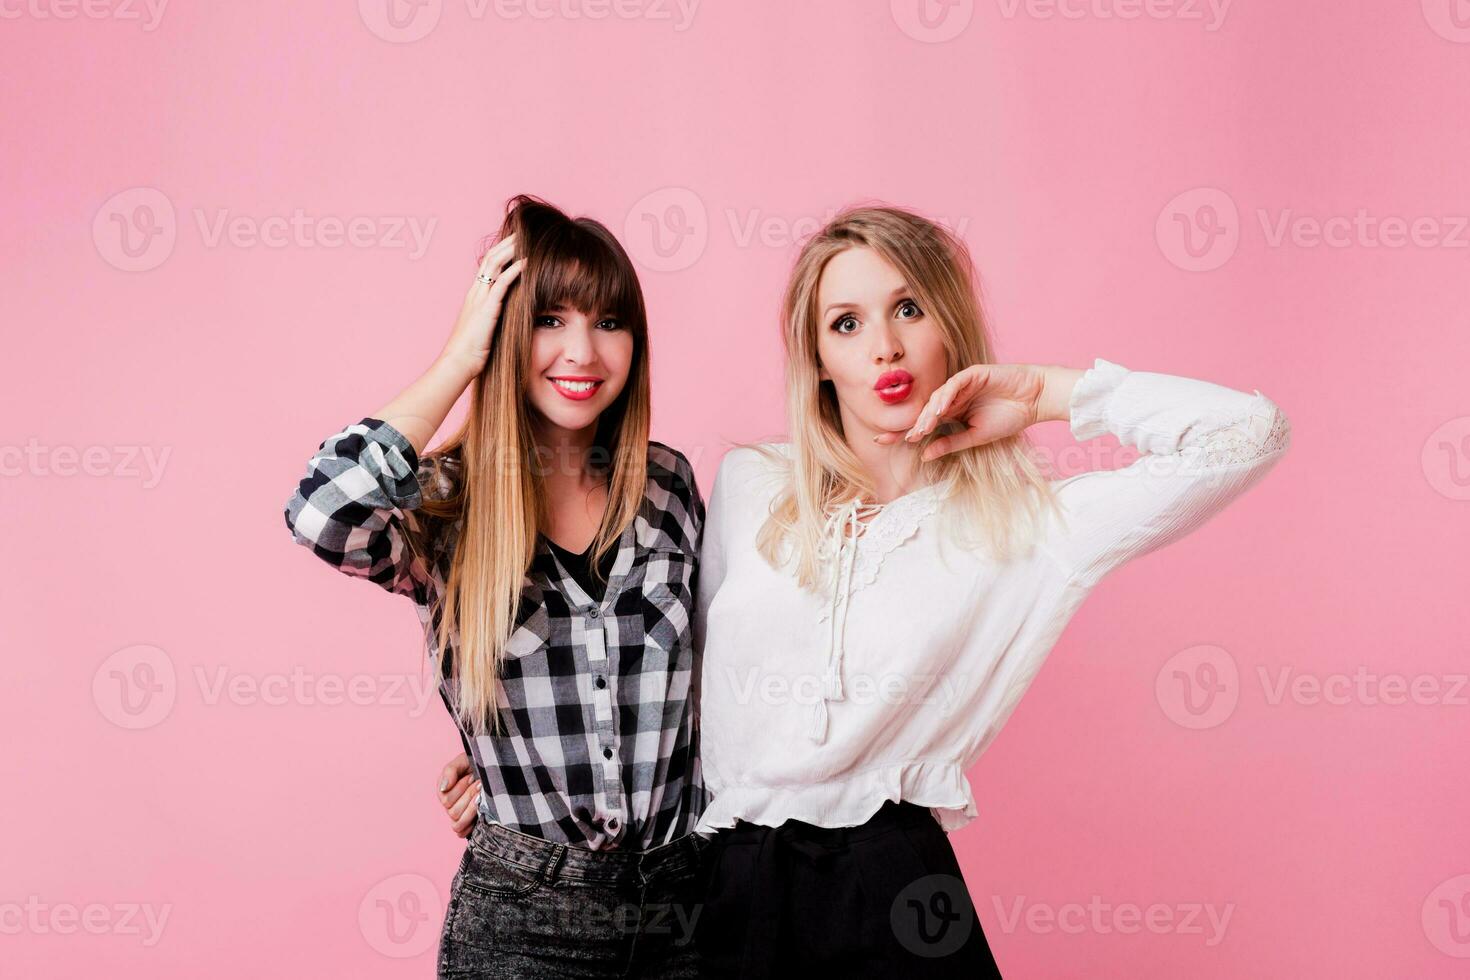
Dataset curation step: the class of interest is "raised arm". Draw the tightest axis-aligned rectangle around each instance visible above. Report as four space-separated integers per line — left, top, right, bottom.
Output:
1039 357 1292 586
282 237 525 598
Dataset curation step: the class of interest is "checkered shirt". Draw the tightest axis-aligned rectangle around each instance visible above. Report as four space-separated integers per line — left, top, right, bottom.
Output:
284 417 707 850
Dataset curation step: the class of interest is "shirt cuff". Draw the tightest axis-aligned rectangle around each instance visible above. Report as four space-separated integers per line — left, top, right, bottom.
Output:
1067 357 1131 442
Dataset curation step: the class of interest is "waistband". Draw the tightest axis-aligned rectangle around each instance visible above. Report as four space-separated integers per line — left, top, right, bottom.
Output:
467 818 707 887
719 798 935 854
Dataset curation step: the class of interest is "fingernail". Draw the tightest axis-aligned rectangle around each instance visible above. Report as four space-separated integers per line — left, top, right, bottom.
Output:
439 777 450 792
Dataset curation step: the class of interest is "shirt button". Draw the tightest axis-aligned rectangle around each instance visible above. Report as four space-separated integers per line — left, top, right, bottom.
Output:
603 746 613 760
606 816 619 830
595 676 606 689
586 606 601 619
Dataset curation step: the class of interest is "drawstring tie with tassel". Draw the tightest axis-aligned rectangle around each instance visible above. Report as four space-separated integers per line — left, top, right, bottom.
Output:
809 497 883 743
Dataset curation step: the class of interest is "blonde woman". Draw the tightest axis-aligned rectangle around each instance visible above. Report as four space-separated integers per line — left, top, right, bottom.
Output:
284 196 709 978
688 206 1292 977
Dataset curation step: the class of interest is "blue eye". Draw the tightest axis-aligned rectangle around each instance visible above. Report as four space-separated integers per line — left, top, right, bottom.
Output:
896 299 923 319
831 314 858 334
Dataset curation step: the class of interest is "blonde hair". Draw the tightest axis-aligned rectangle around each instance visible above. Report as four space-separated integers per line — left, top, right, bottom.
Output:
752 204 1061 589
415 195 651 736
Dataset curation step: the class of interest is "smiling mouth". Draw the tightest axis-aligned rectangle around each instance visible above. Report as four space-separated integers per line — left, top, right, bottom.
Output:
548 377 604 400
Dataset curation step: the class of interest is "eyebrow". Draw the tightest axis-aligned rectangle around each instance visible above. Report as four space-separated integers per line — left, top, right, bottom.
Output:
821 283 912 319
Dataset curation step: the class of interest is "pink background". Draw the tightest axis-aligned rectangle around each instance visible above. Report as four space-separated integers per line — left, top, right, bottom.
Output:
4 1 1468 976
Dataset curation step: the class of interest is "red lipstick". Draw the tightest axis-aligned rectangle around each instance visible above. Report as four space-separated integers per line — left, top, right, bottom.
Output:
548 376 604 401
873 369 914 405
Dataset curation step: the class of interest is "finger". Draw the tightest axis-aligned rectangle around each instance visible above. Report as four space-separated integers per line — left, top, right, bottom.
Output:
906 383 953 442
438 753 471 793
449 781 480 821
440 772 475 810
483 258 527 306
919 427 992 463
452 790 482 836
873 431 902 446
477 234 518 274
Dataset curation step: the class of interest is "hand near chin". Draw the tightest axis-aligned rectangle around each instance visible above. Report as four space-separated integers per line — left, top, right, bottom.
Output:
874 363 1050 462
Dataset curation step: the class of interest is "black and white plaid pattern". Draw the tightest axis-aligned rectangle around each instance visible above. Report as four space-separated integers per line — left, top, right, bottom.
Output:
284 417 706 851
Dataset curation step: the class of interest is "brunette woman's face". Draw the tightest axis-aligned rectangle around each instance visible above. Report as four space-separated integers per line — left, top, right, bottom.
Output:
814 246 949 441
524 304 635 434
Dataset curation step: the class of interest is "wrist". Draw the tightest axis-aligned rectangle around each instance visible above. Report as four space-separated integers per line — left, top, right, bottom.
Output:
1036 365 1085 424
434 349 485 387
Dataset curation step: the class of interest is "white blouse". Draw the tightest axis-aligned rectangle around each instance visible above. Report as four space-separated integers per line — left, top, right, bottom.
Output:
692 357 1292 834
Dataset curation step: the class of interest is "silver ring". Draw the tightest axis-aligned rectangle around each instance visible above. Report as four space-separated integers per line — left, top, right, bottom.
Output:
476 273 495 285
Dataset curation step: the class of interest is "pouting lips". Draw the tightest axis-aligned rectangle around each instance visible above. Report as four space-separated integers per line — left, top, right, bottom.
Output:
874 369 914 404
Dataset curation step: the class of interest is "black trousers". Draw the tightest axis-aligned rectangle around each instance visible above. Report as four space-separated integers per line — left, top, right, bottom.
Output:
693 800 1004 979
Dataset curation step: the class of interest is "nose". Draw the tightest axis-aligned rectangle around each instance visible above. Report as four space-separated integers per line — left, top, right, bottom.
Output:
560 321 596 366
868 319 904 365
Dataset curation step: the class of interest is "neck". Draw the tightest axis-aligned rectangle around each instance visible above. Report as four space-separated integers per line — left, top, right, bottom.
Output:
531 415 605 492
837 405 925 504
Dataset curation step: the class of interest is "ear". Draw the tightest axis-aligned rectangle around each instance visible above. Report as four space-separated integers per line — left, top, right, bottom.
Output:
817 361 831 381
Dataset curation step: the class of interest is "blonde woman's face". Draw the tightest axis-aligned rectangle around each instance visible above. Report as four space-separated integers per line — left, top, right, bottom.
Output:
814 246 948 441
524 304 634 435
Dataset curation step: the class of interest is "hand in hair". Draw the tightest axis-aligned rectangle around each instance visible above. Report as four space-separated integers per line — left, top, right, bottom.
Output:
876 363 1084 461
441 233 527 377
437 752 481 838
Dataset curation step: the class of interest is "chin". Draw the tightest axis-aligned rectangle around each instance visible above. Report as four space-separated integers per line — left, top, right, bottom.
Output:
532 400 603 433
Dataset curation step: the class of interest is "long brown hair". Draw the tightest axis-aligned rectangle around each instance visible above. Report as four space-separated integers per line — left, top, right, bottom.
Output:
417 195 651 736
752 204 1060 588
